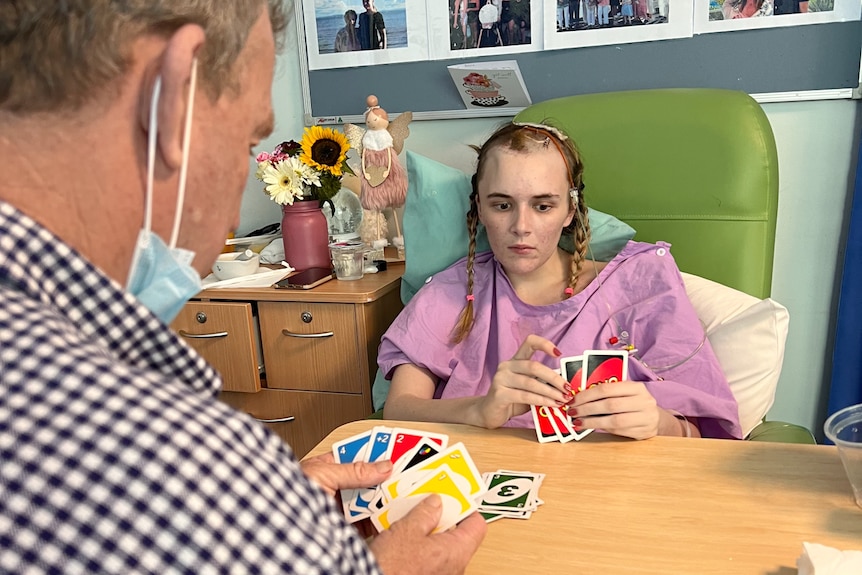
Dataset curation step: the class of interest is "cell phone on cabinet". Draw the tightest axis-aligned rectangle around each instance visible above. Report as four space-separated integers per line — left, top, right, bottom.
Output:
273 267 335 290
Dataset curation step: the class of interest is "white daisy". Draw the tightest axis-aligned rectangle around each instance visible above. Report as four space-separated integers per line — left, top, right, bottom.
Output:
262 157 307 205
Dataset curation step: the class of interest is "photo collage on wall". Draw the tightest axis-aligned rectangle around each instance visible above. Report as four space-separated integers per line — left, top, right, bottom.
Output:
301 0 859 71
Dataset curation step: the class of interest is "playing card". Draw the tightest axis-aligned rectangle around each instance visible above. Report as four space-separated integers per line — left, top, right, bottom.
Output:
581 350 628 391
370 464 479 534
331 430 373 522
564 350 629 441
349 426 393 517
530 404 559 443
331 430 373 464
366 426 395 463
391 437 444 475
546 406 577 443
382 442 484 502
386 428 449 464
479 471 543 512
559 355 584 389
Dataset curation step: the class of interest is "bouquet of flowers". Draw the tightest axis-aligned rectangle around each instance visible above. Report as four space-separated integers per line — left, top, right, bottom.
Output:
255 126 353 206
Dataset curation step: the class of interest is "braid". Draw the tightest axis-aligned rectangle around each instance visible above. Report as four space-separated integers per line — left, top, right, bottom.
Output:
451 188 480 344
567 199 591 296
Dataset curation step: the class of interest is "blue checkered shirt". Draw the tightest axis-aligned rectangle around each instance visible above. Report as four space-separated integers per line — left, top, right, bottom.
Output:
0 201 381 574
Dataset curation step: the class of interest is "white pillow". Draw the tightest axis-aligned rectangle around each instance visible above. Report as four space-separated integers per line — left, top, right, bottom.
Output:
681 273 789 438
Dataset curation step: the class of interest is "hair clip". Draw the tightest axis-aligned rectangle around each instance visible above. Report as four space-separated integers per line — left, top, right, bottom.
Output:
569 188 579 206
512 121 570 142
564 287 574 296
466 294 475 302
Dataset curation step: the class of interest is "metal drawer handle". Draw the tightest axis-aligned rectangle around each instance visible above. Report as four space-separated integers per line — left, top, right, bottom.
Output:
282 329 334 339
178 330 229 339
254 416 296 424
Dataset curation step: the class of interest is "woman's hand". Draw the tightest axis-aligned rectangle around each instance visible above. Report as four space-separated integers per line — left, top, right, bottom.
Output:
475 334 573 429
566 381 694 439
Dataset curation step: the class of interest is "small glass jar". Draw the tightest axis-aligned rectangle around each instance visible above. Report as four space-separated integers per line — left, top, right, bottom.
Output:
329 241 366 281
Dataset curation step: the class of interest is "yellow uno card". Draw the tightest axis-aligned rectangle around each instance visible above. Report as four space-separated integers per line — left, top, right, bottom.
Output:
382 442 484 501
371 464 479 534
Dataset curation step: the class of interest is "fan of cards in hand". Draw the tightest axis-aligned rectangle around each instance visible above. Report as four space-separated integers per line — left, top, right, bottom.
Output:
531 350 629 443
332 426 545 531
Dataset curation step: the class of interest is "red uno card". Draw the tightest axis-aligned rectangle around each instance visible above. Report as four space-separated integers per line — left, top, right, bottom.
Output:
386 428 449 464
559 355 584 390
546 406 576 443
530 404 559 443
581 350 628 391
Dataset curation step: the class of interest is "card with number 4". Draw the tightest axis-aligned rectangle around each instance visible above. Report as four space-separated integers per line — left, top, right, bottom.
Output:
331 430 373 522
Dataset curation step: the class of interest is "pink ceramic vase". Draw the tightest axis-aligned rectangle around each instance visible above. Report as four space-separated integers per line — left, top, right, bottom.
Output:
281 200 331 271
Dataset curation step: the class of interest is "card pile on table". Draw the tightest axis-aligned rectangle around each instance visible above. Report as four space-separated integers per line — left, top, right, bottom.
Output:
331 425 544 530
477 470 545 523
531 349 629 443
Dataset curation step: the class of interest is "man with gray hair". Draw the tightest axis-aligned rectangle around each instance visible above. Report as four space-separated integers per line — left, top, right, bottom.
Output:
0 1 485 573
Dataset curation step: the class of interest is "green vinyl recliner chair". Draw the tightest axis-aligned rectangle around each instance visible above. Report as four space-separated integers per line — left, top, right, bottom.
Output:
371 88 814 444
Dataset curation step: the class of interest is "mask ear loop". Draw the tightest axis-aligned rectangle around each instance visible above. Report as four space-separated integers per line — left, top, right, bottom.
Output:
168 58 197 249
144 76 161 236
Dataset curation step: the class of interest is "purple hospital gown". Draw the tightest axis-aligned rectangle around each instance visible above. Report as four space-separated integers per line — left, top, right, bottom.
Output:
378 241 742 439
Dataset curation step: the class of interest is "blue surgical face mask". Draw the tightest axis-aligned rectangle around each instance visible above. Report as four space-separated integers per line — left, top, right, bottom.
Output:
126 60 202 324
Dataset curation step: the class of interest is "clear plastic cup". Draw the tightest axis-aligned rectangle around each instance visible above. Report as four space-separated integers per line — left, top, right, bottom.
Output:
824 403 862 509
329 241 365 281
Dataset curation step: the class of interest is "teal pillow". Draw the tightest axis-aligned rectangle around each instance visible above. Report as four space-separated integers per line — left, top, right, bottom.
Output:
399 150 636 303
371 151 636 410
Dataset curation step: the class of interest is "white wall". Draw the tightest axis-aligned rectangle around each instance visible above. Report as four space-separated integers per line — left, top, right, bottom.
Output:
241 29 860 437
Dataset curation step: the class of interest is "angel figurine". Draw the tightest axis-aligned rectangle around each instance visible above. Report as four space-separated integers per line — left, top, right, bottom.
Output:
344 95 412 250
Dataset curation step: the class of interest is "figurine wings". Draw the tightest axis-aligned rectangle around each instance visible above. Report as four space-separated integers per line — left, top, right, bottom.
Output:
343 111 413 156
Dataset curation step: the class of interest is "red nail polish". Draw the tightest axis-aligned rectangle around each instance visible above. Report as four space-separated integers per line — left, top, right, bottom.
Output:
553 347 562 357
564 382 572 392
568 408 577 417
572 419 583 428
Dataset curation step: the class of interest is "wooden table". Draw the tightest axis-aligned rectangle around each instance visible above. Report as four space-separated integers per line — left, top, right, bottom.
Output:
306 420 862 575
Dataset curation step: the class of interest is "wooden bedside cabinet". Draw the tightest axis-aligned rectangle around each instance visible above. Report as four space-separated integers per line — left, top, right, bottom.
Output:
171 266 403 458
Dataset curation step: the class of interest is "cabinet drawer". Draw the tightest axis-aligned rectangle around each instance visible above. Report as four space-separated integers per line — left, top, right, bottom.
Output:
219 388 371 459
258 301 363 394
172 301 261 393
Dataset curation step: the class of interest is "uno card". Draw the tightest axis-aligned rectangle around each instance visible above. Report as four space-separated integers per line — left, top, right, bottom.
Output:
391 437 444 475
348 426 393 517
479 471 543 512
382 442 484 501
530 405 559 443
331 430 372 464
581 350 629 391
366 426 395 463
559 355 584 389
370 465 479 534
386 428 449 464
546 406 577 443
331 430 373 522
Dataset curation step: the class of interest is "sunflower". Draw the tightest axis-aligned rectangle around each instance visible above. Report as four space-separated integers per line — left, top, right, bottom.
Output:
299 126 350 177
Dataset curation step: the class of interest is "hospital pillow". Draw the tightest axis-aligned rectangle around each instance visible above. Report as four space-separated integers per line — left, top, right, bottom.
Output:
681 272 789 437
400 151 637 303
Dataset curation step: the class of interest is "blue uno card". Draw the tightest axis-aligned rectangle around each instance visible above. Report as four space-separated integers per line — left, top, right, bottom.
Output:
332 430 372 464
331 430 373 523
349 426 393 517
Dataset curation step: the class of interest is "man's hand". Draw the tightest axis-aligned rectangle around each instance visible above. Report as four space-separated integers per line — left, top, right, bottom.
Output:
300 452 393 497
370 494 487 575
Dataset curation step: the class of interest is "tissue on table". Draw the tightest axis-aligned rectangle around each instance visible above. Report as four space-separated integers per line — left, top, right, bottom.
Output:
259 237 285 264
797 542 862 574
